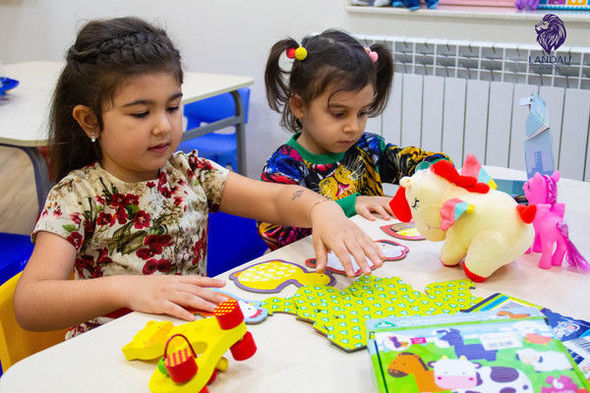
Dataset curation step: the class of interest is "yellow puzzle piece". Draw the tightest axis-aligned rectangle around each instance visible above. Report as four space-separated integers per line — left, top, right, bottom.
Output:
229 259 335 293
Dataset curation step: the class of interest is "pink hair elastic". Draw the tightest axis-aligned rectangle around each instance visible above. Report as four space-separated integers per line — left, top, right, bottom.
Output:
364 47 378 63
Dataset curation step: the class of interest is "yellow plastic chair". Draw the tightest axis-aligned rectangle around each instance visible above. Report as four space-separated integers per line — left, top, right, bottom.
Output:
0 272 68 372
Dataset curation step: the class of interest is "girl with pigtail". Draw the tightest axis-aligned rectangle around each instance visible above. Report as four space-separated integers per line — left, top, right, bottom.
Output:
258 29 450 250
14 18 385 338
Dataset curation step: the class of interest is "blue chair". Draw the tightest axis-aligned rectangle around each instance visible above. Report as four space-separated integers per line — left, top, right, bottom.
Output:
178 87 250 171
207 211 267 277
0 233 33 286
0 232 35 376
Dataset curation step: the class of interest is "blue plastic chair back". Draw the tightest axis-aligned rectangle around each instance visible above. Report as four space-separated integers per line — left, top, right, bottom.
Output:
178 87 250 170
0 233 33 286
207 212 267 277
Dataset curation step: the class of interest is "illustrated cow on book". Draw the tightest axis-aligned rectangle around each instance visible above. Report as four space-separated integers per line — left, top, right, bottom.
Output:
429 356 533 393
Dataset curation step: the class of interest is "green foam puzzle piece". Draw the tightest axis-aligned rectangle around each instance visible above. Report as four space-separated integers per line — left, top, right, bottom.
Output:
264 276 481 351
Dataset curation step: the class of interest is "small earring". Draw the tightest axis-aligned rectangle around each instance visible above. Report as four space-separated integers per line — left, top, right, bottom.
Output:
90 135 96 143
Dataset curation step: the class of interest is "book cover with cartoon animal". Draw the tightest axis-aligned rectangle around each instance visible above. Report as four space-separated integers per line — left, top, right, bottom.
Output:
366 308 590 393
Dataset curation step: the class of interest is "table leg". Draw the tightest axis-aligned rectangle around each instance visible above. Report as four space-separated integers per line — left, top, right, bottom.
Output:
230 90 246 176
1 144 52 213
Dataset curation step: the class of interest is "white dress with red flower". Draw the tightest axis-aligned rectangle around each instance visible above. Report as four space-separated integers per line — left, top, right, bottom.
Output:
33 151 229 338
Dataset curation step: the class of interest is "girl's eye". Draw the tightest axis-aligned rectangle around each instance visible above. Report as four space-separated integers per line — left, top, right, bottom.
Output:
167 106 180 113
358 111 368 118
131 112 149 119
332 112 345 118
411 198 420 209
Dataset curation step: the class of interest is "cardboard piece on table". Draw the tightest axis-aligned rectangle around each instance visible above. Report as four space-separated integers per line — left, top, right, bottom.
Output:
304 239 409 276
520 94 555 179
188 290 269 324
261 275 482 352
229 259 336 293
380 222 425 240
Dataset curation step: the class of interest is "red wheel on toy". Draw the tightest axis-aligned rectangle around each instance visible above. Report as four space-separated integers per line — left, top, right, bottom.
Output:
207 368 218 385
214 299 244 330
199 386 209 393
230 331 257 361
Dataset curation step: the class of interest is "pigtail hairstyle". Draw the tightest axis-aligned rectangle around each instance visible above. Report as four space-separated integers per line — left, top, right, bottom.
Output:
367 43 394 116
265 37 300 130
264 29 394 133
48 16 183 182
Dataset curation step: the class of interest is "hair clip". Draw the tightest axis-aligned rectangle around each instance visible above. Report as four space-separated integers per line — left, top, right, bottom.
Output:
286 46 307 61
364 47 379 63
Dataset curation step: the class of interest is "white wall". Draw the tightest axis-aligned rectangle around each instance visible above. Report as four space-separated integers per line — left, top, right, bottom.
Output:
1 1 587 177
0 0 349 178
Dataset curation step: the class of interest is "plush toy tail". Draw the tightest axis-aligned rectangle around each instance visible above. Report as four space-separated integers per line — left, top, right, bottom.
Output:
556 222 590 273
390 186 412 222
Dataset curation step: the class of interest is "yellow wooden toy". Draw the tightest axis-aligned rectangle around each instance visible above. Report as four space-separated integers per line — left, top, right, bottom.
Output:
123 299 256 393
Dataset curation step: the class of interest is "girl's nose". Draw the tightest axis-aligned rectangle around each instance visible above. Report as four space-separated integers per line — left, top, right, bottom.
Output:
153 111 172 135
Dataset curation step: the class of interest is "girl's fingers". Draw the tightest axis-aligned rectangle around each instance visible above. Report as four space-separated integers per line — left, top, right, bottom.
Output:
384 202 394 216
363 240 384 268
376 206 391 220
358 207 376 221
345 238 372 275
181 276 226 288
331 242 355 277
313 237 328 273
163 301 197 321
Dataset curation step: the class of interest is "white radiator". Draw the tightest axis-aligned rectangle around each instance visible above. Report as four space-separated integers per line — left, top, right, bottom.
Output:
357 35 590 182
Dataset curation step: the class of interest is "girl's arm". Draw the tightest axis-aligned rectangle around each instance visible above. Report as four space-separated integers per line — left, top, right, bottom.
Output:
218 172 384 277
14 232 226 331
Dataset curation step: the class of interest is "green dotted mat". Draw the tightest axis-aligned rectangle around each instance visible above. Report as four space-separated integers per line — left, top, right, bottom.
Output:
261 275 482 352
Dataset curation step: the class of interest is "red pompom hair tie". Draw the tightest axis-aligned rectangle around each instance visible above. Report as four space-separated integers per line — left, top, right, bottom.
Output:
286 46 307 61
364 47 379 63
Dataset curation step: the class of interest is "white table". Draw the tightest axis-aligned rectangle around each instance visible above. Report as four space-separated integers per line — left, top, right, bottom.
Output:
0 61 254 211
1 167 588 393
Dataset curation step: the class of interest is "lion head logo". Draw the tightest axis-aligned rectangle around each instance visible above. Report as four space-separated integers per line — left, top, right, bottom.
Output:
535 14 566 55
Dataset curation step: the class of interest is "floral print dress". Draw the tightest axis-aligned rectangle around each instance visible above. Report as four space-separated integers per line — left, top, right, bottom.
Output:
33 151 229 338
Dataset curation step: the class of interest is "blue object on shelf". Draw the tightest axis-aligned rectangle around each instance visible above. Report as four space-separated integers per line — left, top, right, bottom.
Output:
178 87 250 170
0 77 19 98
207 211 267 277
0 233 33 286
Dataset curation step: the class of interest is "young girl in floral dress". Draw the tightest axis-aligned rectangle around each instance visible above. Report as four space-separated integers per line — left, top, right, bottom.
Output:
14 17 384 338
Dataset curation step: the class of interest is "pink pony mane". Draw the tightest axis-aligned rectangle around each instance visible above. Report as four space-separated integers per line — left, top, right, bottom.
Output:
542 174 558 206
524 174 557 206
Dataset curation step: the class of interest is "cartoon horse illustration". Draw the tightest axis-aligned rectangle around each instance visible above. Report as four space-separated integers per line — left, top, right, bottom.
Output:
388 353 446 392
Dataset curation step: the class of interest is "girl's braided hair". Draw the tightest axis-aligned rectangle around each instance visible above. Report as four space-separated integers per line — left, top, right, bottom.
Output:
49 16 183 181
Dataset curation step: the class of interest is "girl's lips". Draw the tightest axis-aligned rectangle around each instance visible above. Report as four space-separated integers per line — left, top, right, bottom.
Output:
148 143 169 154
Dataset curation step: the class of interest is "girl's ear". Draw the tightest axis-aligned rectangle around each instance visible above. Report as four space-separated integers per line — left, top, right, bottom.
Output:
72 105 100 140
289 94 305 119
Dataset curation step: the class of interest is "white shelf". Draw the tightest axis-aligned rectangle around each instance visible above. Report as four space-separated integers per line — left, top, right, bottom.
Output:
346 5 590 22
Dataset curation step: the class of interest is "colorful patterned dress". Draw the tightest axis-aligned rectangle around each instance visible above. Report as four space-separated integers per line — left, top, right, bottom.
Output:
257 132 448 250
33 151 228 338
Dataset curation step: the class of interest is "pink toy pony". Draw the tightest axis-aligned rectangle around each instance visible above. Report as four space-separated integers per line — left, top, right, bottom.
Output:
523 171 590 272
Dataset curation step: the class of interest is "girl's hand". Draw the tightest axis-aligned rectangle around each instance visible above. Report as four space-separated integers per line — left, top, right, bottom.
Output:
309 201 385 277
355 196 394 221
123 275 227 321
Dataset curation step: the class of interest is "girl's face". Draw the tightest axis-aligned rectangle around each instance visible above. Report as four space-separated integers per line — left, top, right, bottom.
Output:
291 84 374 155
98 72 183 182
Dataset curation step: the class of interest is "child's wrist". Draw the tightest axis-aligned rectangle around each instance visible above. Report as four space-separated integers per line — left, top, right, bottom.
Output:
307 198 335 223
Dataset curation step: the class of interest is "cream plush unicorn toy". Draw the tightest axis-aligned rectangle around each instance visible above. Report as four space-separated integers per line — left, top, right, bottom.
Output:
389 155 536 282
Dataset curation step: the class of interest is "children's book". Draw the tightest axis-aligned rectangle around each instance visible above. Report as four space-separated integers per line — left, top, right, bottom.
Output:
367 308 590 393
465 292 590 382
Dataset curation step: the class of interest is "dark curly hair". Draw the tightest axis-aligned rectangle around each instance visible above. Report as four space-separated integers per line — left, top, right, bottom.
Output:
265 29 393 133
48 16 183 181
